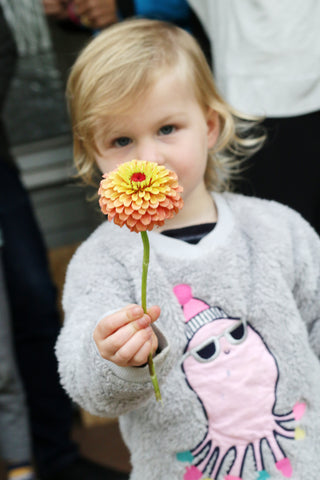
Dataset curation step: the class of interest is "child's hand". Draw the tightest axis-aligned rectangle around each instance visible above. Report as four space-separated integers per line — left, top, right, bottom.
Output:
93 304 160 367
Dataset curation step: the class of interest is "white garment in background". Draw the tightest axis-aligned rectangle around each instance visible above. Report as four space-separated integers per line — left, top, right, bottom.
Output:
188 0 320 117
0 0 51 55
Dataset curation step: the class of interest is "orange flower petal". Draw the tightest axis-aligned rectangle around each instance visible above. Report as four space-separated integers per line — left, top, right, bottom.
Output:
131 202 142 211
124 207 134 215
126 216 137 228
140 214 152 226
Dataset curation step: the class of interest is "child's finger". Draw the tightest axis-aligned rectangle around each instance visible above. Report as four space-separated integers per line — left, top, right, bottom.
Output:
129 337 156 366
96 304 160 339
147 305 161 324
150 328 159 354
102 312 153 355
94 304 161 363
111 327 155 366
96 304 145 338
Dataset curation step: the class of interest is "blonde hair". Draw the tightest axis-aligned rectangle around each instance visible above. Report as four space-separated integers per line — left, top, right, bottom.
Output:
67 18 265 191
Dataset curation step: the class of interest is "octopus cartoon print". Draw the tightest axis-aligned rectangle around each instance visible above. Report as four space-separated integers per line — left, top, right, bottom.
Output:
173 284 306 480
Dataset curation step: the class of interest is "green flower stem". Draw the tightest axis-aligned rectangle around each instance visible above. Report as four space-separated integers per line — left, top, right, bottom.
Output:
140 231 162 402
140 231 150 314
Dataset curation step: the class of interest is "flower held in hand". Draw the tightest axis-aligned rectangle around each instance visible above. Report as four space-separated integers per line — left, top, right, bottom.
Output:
98 160 183 402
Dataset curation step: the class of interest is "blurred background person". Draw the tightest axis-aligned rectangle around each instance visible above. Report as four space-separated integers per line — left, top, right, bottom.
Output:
42 0 211 65
188 0 320 234
43 0 117 29
0 9 36 479
0 236 36 480
0 2 127 479
0 240 36 480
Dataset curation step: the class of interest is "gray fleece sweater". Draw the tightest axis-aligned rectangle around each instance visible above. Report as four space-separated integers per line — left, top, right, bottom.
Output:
56 193 320 480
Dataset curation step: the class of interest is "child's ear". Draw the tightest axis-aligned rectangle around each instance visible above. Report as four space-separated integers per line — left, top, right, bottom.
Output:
206 109 219 149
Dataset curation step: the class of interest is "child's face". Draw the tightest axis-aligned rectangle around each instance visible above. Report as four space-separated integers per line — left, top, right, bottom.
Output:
95 70 219 212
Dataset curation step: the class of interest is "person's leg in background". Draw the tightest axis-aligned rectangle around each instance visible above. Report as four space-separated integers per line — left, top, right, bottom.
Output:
0 159 77 477
0 244 36 480
0 159 128 480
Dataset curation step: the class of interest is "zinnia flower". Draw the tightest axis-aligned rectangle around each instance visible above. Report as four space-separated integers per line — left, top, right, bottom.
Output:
98 160 183 402
98 159 183 233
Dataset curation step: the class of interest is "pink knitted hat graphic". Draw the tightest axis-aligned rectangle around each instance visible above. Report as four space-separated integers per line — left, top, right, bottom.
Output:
173 284 234 340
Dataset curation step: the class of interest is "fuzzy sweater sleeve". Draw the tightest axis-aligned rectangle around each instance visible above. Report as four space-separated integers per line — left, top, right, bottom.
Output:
55 227 172 417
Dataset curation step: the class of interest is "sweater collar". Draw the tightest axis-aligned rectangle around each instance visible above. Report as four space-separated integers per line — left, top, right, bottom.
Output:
149 192 235 259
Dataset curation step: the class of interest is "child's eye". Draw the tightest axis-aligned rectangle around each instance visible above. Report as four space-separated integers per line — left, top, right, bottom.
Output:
113 137 132 147
159 125 175 136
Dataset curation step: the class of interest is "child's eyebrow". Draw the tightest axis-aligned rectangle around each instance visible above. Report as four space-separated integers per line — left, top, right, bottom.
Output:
97 125 129 140
156 112 187 124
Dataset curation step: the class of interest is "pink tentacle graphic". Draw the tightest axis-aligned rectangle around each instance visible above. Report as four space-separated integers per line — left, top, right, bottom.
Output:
276 458 293 478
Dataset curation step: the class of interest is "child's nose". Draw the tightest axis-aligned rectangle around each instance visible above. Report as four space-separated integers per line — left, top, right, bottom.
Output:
136 140 164 165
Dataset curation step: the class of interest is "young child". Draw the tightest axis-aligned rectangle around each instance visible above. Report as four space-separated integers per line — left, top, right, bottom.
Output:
56 18 320 480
